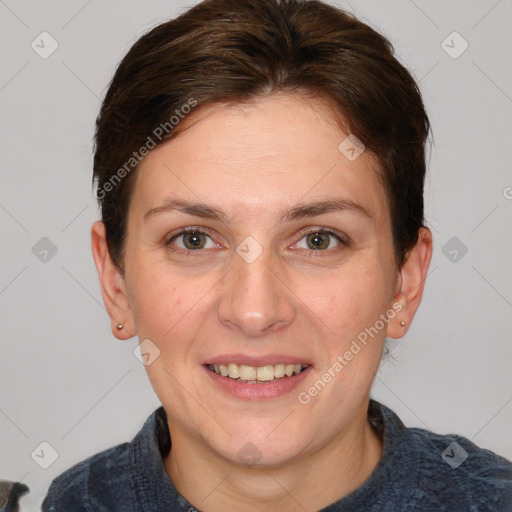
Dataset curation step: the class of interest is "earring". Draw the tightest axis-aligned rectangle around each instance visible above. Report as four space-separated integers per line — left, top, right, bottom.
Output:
400 321 406 329
116 323 124 330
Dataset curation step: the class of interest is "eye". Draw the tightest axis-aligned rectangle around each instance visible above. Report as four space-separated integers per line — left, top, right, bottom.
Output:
165 227 347 254
295 229 348 251
166 228 219 251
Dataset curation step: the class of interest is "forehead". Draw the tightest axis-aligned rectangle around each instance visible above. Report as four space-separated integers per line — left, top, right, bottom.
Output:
131 94 388 225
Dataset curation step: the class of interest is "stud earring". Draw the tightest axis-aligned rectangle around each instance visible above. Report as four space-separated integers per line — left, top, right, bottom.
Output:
400 321 406 329
116 323 124 330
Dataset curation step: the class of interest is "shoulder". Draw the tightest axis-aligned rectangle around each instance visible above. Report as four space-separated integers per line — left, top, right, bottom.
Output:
400 422 512 509
368 401 512 511
42 407 168 511
42 442 132 511
407 424 512 477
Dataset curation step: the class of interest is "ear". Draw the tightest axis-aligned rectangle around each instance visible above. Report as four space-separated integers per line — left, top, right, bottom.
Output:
386 227 433 339
91 221 135 340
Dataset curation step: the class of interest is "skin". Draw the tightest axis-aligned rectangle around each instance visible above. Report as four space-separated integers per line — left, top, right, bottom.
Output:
92 93 432 512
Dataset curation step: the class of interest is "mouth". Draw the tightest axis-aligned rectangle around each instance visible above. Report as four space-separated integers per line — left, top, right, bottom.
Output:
206 363 310 384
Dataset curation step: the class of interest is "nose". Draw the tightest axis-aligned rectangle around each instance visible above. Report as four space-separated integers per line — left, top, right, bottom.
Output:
217 248 296 337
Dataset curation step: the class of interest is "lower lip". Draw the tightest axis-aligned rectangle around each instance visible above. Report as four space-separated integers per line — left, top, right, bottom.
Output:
203 365 313 400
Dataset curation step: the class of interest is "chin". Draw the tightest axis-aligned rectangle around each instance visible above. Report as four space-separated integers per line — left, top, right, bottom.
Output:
208 426 311 469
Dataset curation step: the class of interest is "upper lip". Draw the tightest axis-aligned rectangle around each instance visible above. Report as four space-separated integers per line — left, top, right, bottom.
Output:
203 354 312 367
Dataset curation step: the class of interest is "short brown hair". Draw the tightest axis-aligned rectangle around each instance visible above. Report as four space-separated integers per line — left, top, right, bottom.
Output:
93 0 430 268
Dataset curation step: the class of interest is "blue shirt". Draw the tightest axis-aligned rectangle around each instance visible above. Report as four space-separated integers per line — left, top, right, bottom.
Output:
42 400 512 511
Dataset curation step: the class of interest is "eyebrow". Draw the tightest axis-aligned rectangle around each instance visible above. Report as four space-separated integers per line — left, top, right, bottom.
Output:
144 197 372 222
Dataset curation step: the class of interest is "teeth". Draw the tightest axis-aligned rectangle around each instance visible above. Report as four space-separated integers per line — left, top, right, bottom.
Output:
274 364 285 378
256 365 275 381
209 362 308 382
239 365 256 381
228 363 240 379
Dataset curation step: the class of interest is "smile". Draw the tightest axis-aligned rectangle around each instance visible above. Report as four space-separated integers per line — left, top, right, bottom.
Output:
207 363 310 383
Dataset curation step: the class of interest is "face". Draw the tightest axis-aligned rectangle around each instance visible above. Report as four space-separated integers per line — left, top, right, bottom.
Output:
100 94 413 466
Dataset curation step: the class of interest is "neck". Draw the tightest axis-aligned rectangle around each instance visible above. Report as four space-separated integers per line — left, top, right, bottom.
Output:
164 401 382 512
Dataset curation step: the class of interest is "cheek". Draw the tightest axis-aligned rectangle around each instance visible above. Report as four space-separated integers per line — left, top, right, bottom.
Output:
295 261 393 393
301 264 392 337
126 258 219 346
126 261 182 339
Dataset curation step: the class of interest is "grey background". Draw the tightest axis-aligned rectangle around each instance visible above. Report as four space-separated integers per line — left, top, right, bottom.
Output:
1 0 511 510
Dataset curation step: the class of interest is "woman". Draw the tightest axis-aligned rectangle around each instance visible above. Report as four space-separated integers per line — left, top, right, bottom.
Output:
43 0 512 510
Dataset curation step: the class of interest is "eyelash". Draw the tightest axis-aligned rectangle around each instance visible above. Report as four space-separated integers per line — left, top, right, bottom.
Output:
164 226 350 256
